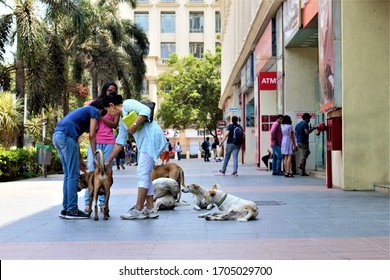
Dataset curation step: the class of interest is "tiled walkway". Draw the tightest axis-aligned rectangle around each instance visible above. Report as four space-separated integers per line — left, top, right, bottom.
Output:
0 158 389 260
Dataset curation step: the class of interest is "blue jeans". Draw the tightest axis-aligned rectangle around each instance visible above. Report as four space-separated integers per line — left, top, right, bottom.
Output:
271 145 282 174
221 143 240 173
177 151 182 160
84 143 114 207
52 131 80 212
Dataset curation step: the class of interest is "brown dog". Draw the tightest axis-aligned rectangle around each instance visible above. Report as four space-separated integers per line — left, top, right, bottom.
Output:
78 150 113 220
150 163 185 202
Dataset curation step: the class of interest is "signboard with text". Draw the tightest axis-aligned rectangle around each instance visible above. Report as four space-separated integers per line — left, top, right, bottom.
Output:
259 72 277 90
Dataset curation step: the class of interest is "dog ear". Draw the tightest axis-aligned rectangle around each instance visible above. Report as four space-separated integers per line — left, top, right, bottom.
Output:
212 185 218 190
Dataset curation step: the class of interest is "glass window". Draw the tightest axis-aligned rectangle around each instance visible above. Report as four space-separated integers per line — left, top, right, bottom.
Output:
189 42 204 58
142 80 149 95
189 12 204 33
161 43 176 62
135 12 149 33
215 11 221 33
161 0 175 2
161 12 176 33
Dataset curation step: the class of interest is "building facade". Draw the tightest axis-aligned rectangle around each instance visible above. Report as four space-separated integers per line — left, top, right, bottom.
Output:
219 0 389 190
120 0 221 155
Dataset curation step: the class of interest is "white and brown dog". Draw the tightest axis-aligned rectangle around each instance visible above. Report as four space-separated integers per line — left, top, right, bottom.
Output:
181 183 215 211
198 185 259 222
150 163 185 202
78 150 113 221
153 178 189 210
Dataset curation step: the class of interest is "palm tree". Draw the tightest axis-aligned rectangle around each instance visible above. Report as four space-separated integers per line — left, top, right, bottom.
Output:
73 0 149 99
0 92 23 148
0 0 88 147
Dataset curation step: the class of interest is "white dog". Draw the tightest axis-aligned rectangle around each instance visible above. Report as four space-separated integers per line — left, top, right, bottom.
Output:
198 185 259 222
153 178 189 210
181 183 214 211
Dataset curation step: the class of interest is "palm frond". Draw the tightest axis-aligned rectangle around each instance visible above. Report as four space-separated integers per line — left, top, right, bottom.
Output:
0 14 13 61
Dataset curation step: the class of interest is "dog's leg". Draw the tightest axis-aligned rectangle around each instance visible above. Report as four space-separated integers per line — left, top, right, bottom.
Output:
103 193 110 220
93 191 99 221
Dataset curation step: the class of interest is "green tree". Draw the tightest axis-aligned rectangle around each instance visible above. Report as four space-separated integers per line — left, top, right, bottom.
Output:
0 0 88 147
0 92 23 148
73 0 149 99
157 48 222 139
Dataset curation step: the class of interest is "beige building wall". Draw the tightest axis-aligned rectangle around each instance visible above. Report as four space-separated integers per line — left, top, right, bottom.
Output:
341 0 390 190
120 0 221 155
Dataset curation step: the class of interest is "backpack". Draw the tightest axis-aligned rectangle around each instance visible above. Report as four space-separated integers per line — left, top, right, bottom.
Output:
201 141 207 150
141 101 155 123
232 125 244 146
168 142 173 152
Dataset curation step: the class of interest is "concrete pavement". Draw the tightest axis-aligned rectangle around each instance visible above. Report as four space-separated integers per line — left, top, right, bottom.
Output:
0 158 389 260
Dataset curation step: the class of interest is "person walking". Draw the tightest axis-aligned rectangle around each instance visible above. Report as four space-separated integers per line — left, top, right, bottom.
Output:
52 101 101 219
102 94 166 220
211 137 219 159
218 116 243 176
202 137 211 162
270 114 284 176
175 142 182 160
281 115 297 177
84 81 119 213
295 113 316 176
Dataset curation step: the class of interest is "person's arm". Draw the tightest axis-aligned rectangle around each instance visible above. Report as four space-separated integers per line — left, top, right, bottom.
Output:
219 129 230 146
89 118 99 167
127 115 148 135
101 114 120 128
105 143 123 166
289 128 297 151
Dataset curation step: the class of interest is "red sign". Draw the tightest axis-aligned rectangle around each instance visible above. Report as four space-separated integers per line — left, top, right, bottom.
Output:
259 72 277 90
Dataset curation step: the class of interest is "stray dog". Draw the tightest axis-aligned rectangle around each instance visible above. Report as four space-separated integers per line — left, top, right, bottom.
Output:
181 183 215 211
150 163 185 202
153 178 189 210
78 150 113 220
198 185 259 222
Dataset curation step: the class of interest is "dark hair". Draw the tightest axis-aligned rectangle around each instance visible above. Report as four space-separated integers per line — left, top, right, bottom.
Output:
277 114 284 119
97 81 118 100
302 113 311 120
232 116 239 124
102 94 123 107
89 99 103 110
282 115 292 125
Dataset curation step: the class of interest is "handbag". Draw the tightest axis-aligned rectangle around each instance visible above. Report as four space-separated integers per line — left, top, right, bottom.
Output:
122 101 155 129
141 101 155 123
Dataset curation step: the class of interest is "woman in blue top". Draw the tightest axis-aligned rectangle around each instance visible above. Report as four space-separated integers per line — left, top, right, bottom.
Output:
52 101 101 219
102 95 166 220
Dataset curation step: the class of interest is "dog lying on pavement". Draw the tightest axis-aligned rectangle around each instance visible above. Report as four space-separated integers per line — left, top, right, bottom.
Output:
153 178 189 210
181 183 215 211
78 150 113 220
150 163 185 202
198 185 259 222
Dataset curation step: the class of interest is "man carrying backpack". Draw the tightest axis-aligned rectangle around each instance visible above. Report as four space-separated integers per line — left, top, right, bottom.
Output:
202 137 211 162
218 116 244 176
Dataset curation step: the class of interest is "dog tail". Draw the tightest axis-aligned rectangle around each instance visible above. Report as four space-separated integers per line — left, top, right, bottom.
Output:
95 150 105 178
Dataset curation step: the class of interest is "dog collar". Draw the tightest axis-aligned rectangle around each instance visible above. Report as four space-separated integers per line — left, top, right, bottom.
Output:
216 193 228 208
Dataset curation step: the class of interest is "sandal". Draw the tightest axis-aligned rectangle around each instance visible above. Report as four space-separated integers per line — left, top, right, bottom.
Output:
284 173 294 178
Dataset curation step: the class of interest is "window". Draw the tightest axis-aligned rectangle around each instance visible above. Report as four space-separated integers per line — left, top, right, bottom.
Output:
189 12 204 33
189 42 204 58
135 12 149 33
161 12 175 33
161 0 175 2
215 11 221 33
142 80 149 95
189 0 204 2
161 43 176 62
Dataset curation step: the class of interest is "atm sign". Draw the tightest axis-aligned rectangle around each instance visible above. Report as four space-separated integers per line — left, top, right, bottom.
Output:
259 72 277 90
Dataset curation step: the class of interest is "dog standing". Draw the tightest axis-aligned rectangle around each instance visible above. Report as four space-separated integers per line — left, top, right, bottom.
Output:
79 150 113 220
198 185 259 222
150 163 185 202
181 183 214 211
153 178 189 210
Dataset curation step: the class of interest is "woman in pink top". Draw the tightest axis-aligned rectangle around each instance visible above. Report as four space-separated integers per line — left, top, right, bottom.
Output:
84 81 120 212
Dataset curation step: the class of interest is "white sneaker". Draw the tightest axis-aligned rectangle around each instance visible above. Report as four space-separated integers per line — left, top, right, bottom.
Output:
142 207 159 219
120 206 147 220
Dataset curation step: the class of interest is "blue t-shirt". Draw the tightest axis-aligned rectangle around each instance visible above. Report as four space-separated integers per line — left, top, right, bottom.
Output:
54 106 100 140
295 121 309 144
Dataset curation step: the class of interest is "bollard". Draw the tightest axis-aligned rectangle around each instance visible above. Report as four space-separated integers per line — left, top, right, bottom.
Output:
186 151 190 159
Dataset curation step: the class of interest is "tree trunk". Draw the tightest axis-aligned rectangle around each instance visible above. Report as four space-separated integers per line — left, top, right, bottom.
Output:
92 72 98 99
15 59 25 148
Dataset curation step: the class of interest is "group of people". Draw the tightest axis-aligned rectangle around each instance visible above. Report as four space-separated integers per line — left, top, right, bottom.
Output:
53 81 166 220
201 137 220 162
270 113 316 178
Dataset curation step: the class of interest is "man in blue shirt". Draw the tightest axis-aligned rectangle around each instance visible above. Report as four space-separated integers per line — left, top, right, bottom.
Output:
295 113 316 176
